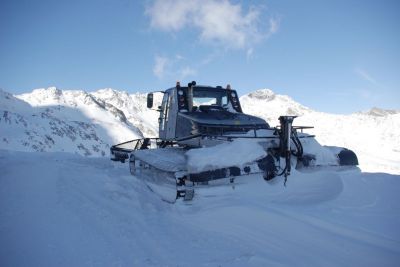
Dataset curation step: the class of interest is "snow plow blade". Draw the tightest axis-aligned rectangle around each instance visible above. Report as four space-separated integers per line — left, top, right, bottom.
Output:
129 146 275 203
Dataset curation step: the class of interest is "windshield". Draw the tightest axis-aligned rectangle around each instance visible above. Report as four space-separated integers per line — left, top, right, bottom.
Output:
176 86 241 113
192 88 228 107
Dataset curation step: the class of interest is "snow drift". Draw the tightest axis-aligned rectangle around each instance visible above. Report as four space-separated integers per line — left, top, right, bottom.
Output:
0 150 399 266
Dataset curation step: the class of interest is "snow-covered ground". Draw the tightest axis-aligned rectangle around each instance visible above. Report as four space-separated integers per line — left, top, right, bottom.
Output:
0 150 399 266
1 86 399 266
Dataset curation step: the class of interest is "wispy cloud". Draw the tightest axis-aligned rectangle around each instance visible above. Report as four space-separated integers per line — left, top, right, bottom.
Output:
153 56 170 79
152 54 197 80
269 17 280 35
146 0 279 51
355 68 378 86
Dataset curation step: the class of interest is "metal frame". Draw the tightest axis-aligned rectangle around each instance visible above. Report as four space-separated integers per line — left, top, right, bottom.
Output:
110 138 177 162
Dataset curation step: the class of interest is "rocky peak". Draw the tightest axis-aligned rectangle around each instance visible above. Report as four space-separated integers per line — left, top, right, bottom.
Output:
362 107 399 117
246 89 276 101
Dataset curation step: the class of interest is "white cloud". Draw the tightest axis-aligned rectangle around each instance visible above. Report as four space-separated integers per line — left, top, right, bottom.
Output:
146 0 278 50
146 0 194 32
153 56 170 79
152 54 197 80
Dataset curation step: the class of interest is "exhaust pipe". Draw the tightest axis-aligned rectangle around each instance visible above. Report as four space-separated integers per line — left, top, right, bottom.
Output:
279 116 297 180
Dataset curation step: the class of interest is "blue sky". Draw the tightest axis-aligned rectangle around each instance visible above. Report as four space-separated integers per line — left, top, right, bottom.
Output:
0 0 399 114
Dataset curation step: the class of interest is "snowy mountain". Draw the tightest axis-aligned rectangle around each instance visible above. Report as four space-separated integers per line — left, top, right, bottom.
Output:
240 88 313 121
358 107 400 117
90 88 160 137
241 89 400 174
1 86 399 173
0 88 142 156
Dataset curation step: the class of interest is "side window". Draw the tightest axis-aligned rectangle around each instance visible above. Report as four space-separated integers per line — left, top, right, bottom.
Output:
164 94 171 125
222 96 228 105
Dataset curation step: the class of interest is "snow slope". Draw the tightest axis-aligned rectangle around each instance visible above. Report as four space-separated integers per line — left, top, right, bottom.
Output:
90 88 160 138
241 89 400 174
0 150 399 266
0 88 142 156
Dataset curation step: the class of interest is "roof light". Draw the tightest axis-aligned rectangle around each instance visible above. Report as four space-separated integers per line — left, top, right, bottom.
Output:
226 84 231 90
176 81 181 88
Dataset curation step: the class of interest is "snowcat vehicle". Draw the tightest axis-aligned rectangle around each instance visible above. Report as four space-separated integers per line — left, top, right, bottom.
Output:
110 81 358 203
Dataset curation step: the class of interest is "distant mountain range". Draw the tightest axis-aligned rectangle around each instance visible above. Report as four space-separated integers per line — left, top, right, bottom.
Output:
1 86 399 173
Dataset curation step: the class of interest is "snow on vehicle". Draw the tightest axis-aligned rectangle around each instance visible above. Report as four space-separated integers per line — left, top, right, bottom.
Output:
110 81 358 203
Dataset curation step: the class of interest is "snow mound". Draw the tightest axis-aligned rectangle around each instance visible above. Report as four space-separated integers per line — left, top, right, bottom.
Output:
186 139 267 173
300 137 339 165
270 170 344 205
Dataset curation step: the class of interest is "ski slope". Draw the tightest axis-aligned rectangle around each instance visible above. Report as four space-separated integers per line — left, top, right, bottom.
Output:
1 150 399 267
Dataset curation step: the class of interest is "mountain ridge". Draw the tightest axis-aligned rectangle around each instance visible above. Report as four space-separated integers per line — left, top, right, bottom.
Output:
1 86 399 174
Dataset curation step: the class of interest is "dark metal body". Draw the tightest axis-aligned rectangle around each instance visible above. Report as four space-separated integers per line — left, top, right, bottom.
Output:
153 83 270 146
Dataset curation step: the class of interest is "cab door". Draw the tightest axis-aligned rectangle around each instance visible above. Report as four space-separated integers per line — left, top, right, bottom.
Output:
158 92 169 140
158 89 177 140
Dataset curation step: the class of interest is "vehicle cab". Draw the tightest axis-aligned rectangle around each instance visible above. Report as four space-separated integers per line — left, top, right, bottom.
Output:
147 81 269 146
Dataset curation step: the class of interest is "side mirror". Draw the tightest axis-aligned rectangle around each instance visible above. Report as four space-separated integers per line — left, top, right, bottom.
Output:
147 93 153 108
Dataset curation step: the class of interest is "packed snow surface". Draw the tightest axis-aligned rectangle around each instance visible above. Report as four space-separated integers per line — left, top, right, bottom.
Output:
1 150 400 267
1 86 399 266
186 139 267 173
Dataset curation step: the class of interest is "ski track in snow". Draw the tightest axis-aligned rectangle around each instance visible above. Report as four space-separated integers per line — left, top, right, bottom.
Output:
1 150 399 267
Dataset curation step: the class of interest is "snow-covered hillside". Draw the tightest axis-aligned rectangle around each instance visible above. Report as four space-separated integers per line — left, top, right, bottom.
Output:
241 89 400 174
0 88 144 156
240 89 313 121
90 88 160 137
1 86 399 173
